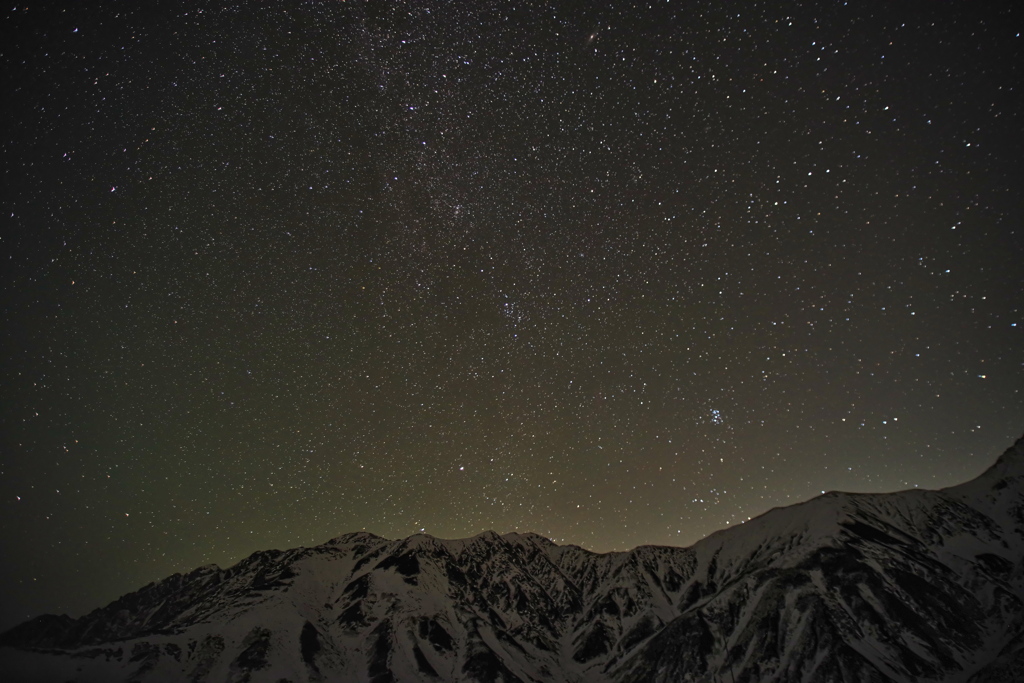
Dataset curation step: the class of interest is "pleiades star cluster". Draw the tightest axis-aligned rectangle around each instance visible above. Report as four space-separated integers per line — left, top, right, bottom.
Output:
1 0 1021 630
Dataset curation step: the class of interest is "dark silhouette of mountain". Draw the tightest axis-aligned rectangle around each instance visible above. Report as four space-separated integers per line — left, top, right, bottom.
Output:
2 436 1022 682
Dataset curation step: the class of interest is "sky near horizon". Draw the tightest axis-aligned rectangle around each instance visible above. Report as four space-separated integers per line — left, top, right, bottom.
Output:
1 0 1022 631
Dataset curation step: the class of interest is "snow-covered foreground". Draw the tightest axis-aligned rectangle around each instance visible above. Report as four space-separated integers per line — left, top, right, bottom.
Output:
3 437 1023 683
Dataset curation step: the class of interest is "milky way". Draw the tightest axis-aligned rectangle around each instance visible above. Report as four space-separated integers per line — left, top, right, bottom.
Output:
2 0 1021 629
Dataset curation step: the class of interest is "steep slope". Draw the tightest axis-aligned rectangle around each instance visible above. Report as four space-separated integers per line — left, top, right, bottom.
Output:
2 436 1022 683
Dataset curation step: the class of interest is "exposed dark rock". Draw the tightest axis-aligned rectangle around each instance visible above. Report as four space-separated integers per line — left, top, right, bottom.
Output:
300 621 321 665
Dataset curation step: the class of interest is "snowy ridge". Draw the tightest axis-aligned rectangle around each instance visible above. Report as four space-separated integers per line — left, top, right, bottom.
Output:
2 436 1022 682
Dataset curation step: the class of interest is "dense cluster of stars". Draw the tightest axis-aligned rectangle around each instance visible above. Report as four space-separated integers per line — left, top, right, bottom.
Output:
1 1 1021 630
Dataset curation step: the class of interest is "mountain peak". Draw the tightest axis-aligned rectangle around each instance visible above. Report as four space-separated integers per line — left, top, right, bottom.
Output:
993 433 1024 473
942 432 1024 505
500 530 554 545
326 530 385 546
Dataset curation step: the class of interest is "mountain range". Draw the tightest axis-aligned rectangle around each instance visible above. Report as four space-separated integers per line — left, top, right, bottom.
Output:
2 436 1022 682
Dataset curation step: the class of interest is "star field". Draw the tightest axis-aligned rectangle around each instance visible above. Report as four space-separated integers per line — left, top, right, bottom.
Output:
1 0 1022 630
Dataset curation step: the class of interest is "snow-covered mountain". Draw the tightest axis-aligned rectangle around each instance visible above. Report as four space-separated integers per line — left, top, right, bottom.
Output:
3 437 1022 683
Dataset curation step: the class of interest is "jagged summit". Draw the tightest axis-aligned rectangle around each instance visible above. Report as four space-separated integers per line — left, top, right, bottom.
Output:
968 433 1024 481
2 435 1023 682
327 530 386 546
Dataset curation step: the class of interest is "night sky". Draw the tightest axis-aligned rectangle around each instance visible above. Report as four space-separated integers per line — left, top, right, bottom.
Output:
2 0 1022 631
